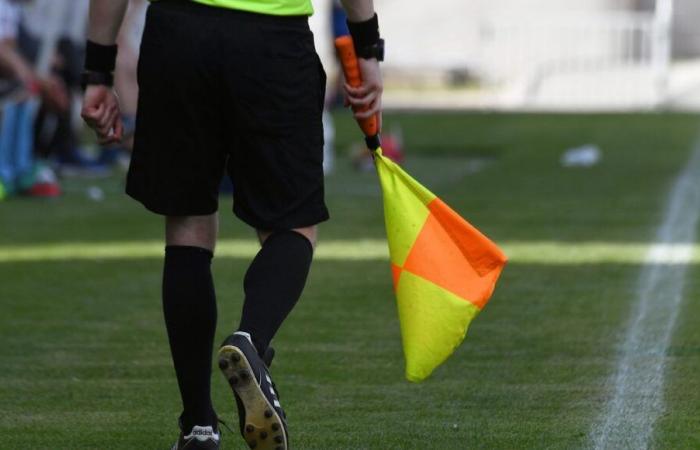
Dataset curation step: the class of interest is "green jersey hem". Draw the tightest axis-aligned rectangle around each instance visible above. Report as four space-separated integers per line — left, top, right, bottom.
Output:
190 0 313 16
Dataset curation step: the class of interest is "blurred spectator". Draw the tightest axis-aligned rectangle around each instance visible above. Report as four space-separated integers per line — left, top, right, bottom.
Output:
0 0 67 197
330 0 349 104
310 0 347 175
20 0 109 176
0 0 31 85
1 0 116 193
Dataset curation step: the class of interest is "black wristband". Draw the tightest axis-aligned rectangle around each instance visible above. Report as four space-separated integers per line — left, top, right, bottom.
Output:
347 13 380 51
80 71 114 91
84 40 118 73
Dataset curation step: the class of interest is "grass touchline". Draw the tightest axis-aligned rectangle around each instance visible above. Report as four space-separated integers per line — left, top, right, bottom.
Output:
1 240 697 264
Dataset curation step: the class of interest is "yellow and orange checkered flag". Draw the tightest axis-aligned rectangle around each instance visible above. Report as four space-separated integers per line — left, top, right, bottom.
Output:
374 148 507 381
336 35 507 382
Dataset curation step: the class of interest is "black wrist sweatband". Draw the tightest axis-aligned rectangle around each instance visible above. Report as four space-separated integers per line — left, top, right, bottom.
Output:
84 40 118 73
80 71 114 91
347 13 380 51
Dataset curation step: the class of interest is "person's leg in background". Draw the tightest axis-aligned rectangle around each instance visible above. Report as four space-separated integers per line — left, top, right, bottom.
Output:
0 99 36 194
163 214 220 433
13 99 38 191
0 102 19 193
45 38 82 164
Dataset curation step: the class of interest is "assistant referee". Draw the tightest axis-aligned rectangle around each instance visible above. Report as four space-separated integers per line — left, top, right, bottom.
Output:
81 0 383 449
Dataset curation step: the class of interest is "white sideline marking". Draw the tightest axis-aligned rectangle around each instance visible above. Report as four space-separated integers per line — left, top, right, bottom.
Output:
590 142 700 449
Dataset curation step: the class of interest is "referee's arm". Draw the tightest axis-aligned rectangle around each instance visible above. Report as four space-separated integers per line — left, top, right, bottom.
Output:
340 0 383 126
88 0 129 46
81 0 129 145
341 0 374 22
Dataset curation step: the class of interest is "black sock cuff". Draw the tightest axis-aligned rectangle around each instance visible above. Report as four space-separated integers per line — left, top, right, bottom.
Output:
165 245 214 260
263 230 313 254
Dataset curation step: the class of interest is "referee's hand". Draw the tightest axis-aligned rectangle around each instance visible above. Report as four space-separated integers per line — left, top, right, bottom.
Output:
81 85 124 145
344 57 383 131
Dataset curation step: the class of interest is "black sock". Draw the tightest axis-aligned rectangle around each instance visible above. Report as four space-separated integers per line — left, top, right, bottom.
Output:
238 231 313 355
163 245 217 432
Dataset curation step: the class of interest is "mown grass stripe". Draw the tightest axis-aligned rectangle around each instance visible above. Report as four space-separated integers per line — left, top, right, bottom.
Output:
1 240 699 264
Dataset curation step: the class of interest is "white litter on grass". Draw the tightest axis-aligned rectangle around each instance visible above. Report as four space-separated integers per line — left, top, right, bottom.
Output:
561 144 601 167
86 186 105 202
590 140 700 449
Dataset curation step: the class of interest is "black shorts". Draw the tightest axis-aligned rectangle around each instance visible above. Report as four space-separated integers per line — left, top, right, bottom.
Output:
127 0 329 230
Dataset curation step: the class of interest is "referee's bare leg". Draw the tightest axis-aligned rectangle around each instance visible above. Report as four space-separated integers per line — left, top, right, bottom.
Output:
258 226 317 247
166 214 218 251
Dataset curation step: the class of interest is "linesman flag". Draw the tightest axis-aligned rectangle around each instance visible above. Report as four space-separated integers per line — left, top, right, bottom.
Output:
336 36 508 382
375 148 507 381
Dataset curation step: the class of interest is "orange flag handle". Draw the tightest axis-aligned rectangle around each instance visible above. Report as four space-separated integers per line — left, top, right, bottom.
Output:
335 35 380 149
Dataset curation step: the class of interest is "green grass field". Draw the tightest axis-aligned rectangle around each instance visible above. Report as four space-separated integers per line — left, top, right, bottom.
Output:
1 112 700 449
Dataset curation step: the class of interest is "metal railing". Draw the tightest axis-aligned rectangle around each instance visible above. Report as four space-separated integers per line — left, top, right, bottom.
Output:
476 7 673 109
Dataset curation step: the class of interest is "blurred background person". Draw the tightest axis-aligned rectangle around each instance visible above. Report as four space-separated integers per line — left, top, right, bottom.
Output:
309 0 342 175
20 0 110 177
0 0 68 197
